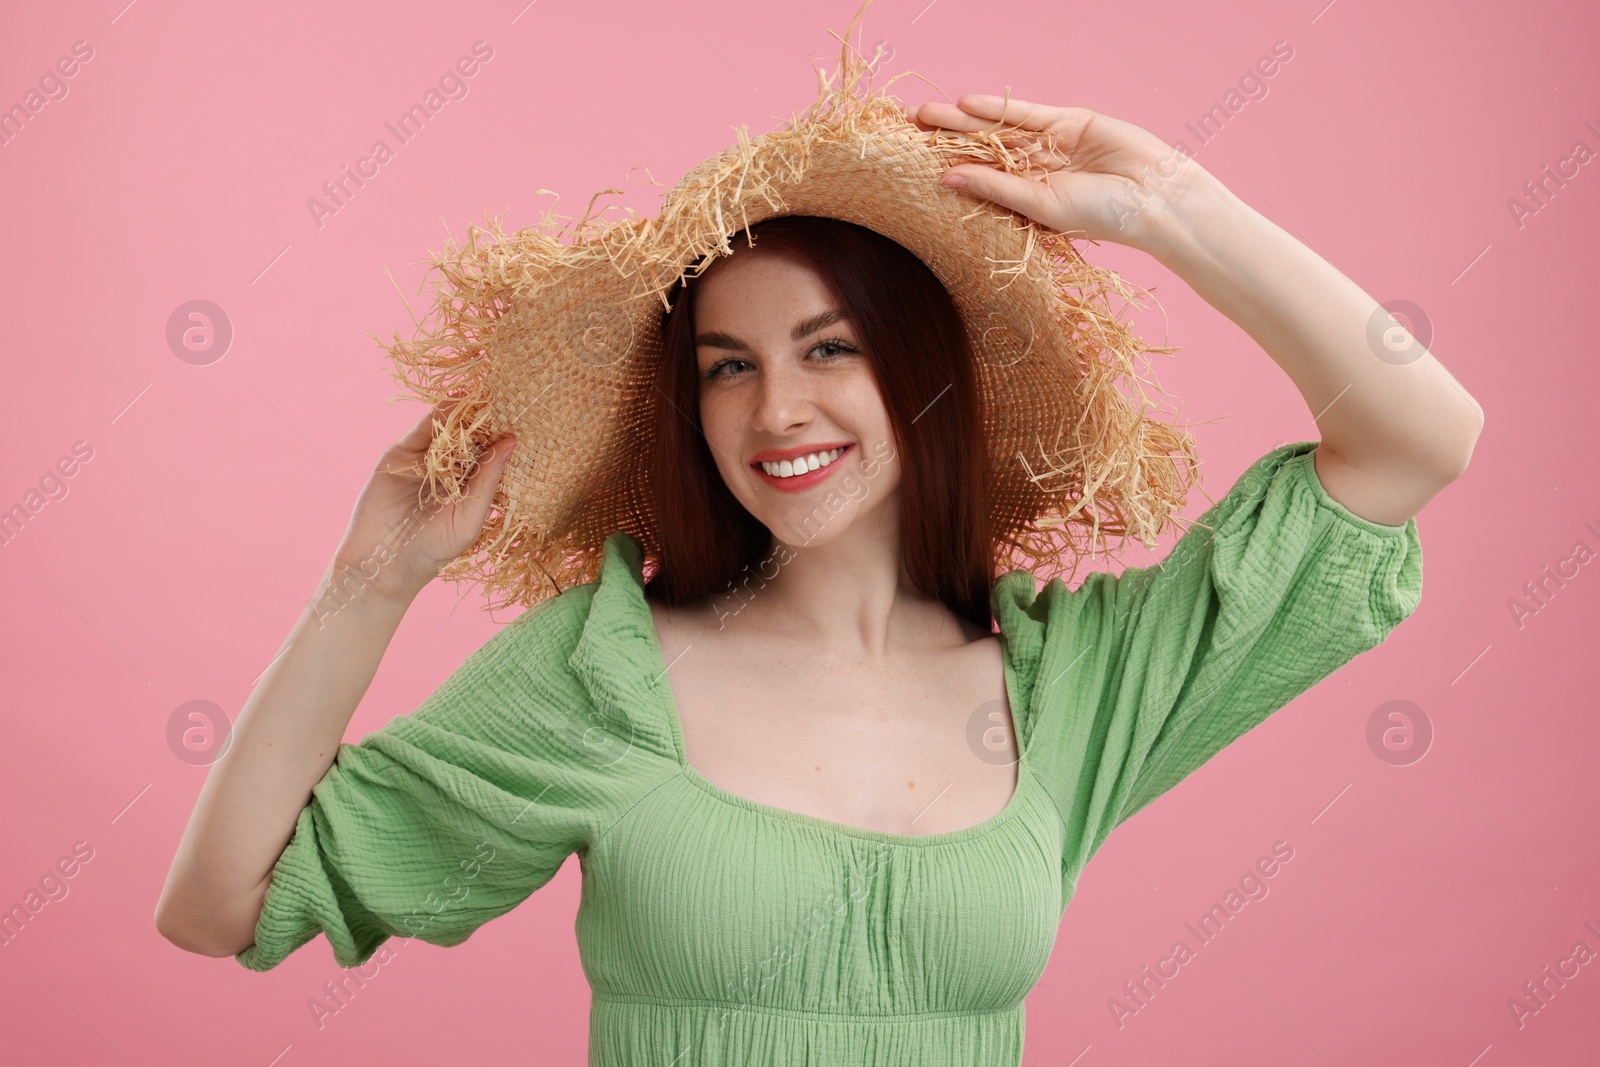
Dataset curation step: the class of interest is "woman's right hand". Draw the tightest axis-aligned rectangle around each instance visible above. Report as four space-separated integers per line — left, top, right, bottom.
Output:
330 403 517 602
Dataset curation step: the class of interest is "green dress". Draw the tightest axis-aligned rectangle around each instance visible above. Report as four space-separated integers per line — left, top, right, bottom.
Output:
235 442 1422 1065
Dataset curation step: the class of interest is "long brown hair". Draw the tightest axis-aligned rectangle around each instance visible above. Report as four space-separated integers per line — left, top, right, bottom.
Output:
643 215 996 632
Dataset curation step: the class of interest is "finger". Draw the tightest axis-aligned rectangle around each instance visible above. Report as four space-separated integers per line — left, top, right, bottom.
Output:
896 101 938 133
477 433 517 469
915 99 1001 134
384 402 482 482
457 430 515 478
951 94 1069 132
1025 142 1074 169
459 435 517 503
914 99 1068 151
392 403 447 454
940 165 1062 227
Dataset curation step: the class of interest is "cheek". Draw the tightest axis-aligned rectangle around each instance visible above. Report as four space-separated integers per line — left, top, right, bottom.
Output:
696 390 728 443
696 393 745 482
841 378 900 487
839 374 894 443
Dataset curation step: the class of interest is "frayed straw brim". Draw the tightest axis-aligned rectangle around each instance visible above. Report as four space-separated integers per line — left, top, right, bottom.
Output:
376 3 1201 613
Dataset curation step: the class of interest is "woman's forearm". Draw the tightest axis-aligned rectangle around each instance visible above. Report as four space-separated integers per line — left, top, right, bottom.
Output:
1134 165 1483 479
154 555 421 957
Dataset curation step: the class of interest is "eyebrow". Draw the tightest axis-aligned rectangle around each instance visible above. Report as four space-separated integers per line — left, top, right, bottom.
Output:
694 308 850 351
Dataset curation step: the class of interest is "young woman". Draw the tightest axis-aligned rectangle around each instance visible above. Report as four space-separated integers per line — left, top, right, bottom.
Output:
156 92 1481 1065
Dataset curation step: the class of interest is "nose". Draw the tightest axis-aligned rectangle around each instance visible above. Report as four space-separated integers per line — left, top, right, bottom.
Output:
751 356 812 435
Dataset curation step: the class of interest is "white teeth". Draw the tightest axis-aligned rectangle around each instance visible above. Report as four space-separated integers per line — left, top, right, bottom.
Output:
761 447 845 479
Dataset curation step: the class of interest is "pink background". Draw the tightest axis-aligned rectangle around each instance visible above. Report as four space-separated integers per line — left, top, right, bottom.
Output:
2 0 1596 1063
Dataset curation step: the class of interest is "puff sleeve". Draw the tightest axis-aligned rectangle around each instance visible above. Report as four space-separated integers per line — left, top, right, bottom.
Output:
994 442 1423 887
235 586 632 972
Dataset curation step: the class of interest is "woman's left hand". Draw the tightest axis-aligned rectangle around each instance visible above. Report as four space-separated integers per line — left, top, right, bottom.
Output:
909 95 1214 251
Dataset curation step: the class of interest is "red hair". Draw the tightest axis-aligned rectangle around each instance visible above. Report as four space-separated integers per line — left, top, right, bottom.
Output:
644 215 996 632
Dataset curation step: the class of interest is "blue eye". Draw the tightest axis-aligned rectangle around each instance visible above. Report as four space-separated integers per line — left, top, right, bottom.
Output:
811 339 857 359
702 339 858 381
703 358 750 380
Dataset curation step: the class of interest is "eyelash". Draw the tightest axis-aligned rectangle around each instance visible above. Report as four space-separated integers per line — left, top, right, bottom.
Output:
703 338 858 381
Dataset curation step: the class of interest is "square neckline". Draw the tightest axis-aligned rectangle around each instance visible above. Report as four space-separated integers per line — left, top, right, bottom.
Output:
633 590 1035 848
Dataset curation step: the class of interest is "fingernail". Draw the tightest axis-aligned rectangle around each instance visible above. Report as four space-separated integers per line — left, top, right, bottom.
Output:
940 172 967 188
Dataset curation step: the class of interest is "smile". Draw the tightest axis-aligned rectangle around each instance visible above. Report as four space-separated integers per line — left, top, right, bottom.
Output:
750 444 852 492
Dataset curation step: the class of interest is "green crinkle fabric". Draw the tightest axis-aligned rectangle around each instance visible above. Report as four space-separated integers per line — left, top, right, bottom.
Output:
237 441 1422 1067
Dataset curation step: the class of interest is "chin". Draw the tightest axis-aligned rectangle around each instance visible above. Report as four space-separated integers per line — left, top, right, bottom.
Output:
767 495 882 548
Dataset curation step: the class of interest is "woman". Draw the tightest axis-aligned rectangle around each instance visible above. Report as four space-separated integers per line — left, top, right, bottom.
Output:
155 81 1480 1064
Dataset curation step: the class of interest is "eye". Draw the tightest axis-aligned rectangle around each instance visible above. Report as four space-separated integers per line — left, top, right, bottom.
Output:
703 357 751 381
809 338 858 360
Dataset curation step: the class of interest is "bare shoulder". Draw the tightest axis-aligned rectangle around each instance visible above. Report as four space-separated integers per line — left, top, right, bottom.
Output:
948 610 1003 660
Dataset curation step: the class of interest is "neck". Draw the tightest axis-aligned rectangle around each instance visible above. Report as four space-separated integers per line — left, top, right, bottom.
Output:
717 504 960 662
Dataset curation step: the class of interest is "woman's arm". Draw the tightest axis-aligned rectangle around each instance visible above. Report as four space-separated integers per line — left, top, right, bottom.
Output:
154 407 515 958
153 567 421 957
914 95 1484 526
1118 167 1482 525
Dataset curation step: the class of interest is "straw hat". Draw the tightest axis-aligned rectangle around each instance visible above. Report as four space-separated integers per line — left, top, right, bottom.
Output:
378 4 1200 613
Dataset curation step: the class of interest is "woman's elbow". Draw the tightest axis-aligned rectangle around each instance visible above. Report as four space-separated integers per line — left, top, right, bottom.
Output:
153 892 259 959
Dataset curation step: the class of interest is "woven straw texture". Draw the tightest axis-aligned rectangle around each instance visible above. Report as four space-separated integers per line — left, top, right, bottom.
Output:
378 11 1201 613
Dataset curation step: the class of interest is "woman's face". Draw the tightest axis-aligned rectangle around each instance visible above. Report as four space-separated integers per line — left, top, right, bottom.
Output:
691 248 900 547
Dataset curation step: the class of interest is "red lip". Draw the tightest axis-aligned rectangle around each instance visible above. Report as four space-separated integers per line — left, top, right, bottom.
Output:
749 441 855 465
749 443 853 493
